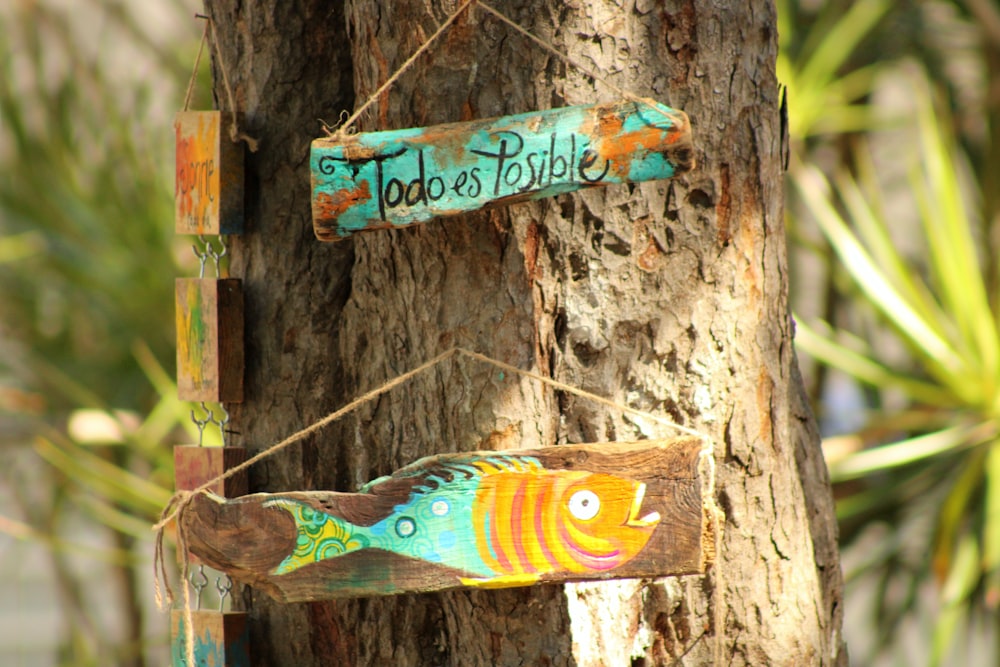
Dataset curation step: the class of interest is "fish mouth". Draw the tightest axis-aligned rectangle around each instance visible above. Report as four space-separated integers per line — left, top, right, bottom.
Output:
627 482 661 527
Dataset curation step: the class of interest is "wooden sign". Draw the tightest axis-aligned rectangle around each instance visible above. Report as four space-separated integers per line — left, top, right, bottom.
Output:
175 111 244 236
175 446 248 497
171 610 250 667
179 437 712 602
176 279 244 403
175 446 248 565
312 99 694 241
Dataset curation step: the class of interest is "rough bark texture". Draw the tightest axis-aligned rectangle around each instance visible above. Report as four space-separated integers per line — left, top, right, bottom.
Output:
207 0 846 665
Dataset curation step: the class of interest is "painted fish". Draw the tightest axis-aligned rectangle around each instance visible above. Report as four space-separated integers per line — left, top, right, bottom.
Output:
264 454 661 586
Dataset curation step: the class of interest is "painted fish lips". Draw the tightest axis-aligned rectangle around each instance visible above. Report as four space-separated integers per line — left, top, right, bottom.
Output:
627 482 661 528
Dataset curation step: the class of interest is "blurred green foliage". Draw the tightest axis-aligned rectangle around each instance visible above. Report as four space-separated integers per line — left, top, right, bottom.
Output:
785 0 1000 664
0 1 212 664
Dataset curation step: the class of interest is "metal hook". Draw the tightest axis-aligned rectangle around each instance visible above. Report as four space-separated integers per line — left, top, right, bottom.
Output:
190 407 210 447
190 564 209 611
215 575 233 612
218 405 231 448
206 236 228 278
193 235 209 278
200 401 215 428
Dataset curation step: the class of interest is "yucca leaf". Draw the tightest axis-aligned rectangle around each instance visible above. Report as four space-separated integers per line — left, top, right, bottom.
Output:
982 443 1000 576
783 0 891 138
0 513 136 567
75 492 160 541
33 435 171 514
931 533 980 666
829 423 993 482
793 163 971 395
911 86 1000 401
795 319 952 405
933 447 987 583
834 162 951 332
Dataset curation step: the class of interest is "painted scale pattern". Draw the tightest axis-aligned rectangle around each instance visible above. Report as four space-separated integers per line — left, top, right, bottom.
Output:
265 455 661 586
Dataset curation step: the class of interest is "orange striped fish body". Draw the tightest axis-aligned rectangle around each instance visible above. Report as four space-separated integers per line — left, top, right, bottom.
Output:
469 460 660 580
265 454 660 585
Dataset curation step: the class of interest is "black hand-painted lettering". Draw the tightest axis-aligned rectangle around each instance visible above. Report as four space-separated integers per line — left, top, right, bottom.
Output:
468 168 482 198
471 131 525 196
578 148 610 183
520 152 541 193
404 149 428 207
427 175 445 201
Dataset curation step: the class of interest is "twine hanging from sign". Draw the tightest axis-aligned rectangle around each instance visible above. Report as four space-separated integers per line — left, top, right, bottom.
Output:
182 14 259 152
327 0 686 143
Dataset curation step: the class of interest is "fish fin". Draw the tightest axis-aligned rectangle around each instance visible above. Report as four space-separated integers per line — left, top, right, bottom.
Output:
458 573 541 589
358 474 391 493
404 455 545 493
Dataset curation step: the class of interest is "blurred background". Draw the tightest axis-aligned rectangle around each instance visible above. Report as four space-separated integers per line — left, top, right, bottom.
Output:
0 0 997 665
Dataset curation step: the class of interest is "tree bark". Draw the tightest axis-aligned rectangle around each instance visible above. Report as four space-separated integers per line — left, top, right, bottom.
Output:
208 0 846 665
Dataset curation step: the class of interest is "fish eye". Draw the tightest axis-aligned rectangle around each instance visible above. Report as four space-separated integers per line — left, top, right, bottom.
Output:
568 489 600 520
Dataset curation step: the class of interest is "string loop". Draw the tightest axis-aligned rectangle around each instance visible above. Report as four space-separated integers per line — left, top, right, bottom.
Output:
181 14 258 152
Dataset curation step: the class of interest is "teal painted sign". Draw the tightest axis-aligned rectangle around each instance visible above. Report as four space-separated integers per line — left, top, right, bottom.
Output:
311 99 694 241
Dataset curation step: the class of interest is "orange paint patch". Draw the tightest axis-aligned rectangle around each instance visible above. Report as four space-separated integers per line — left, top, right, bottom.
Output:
591 107 685 180
315 181 372 220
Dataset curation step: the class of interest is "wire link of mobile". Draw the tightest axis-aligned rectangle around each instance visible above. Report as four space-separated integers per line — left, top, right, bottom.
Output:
187 402 232 448
191 235 228 278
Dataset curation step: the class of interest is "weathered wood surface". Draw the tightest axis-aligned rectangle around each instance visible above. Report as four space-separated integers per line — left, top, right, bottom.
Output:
180 437 710 602
174 446 249 497
170 610 250 667
175 111 244 236
175 278 244 403
175 446 248 564
311 100 693 240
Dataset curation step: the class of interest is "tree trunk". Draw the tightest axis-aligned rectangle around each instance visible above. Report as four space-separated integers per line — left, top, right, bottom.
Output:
209 0 846 665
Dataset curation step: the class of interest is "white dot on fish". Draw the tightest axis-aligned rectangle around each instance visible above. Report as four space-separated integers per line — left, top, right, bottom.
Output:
396 517 416 537
431 499 450 516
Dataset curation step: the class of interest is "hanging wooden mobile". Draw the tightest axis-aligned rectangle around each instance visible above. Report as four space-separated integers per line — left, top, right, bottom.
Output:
170 16 251 665
173 404 248 539
175 264 244 404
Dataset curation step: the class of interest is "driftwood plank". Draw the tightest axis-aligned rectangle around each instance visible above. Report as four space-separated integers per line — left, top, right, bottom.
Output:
175 279 244 403
174 446 248 497
180 437 712 602
170 610 249 667
311 99 694 241
175 111 244 236
174 446 248 565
